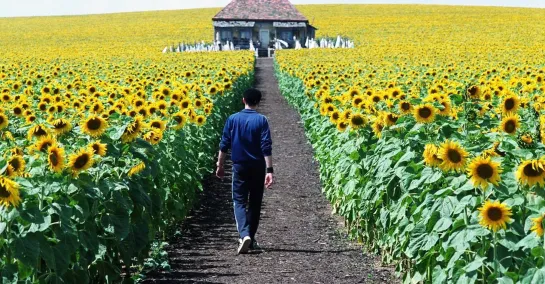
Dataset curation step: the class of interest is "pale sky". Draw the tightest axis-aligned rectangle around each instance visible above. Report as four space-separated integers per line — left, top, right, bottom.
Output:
1 0 544 18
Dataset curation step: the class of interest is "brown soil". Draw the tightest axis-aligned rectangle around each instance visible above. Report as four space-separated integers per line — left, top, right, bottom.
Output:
143 58 394 284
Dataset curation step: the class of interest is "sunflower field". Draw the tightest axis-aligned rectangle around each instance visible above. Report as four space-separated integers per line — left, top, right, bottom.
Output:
276 5 545 284
0 8 255 282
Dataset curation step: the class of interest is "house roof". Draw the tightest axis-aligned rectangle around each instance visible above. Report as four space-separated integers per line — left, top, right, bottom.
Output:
213 0 308 22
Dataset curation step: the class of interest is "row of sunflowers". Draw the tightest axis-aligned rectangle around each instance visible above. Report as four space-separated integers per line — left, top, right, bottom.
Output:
0 51 255 282
275 5 545 283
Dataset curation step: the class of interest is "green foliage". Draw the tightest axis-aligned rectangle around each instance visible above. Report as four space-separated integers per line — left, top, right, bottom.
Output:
275 65 545 283
0 73 253 283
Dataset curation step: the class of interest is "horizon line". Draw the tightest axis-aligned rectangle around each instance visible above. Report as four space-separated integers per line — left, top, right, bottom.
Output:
0 2 543 19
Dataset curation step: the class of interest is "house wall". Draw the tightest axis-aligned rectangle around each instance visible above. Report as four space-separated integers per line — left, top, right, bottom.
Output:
213 20 315 49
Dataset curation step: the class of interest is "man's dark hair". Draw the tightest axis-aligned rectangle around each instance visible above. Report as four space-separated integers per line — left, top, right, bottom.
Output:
243 88 262 106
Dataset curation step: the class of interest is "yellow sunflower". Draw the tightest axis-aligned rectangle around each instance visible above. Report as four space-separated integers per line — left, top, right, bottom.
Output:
531 214 545 237
0 177 21 208
500 114 520 135
399 101 412 115
384 113 398 127
51 118 72 135
180 98 192 110
27 124 49 140
89 141 107 157
342 110 353 121
413 104 436 124
7 155 26 177
329 110 341 124
121 116 144 143
372 119 384 138
34 136 56 153
467 157 502 189
172 112 187 130
423 144 442 167
336 119 348 132
501 94 520 115
128 161 146 177
352 96 365 108
478 200 512 232
437 100 452 116
437 140 468 172
349 113 366 130
68 148 94 175
516 159 545 187
48 145 65 173
82 115 108 137
208 85 218 95
195 115 207 127
2 131 14 141
467 86 482 99
142 129 163 145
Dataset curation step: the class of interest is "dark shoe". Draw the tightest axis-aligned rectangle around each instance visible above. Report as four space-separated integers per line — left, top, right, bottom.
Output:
238 236 251 254
249 239 262 250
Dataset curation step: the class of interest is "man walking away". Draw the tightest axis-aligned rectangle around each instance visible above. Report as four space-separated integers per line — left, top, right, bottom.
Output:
216 88 274 254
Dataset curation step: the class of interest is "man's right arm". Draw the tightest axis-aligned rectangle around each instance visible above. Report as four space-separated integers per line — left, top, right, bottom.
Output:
216 118 231 179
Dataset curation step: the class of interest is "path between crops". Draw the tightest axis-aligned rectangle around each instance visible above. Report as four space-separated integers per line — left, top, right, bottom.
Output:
144 58 393 284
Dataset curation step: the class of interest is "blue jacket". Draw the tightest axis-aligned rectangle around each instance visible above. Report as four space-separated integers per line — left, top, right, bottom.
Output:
220 109 272 164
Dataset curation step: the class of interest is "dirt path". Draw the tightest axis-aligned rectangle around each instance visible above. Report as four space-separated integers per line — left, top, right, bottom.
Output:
143 58 393 284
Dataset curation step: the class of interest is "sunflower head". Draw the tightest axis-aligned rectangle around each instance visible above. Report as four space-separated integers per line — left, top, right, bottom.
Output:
180 99 192 110
384 113 398 127
478 200 512 232
519 132 536 148
121 116 144 143
195 115 206 127
531 214 545 237
437 100 452 116
51 118 72 135
149 119 166 131
48 145 65 173
0 177 21 208
467 85 482 99
82 115 108 137
336 120 348 132
349 113 366 130
172 112 187 130
500 114 520 135
372 119 384 138
516 159 545 188
7 155 26 177
68 148 94 175
34 136 56 153
414 104 436 124
399 101 412 115
467 156 502 190
330 110 341 124
423 144 442 167
437 140 468 172
89 141 107 156
502 94 520 115
128 161 146 177
27 124 49 140
142 129 163 145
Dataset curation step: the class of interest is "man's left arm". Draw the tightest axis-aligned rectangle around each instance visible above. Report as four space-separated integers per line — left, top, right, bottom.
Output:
261 117 274 188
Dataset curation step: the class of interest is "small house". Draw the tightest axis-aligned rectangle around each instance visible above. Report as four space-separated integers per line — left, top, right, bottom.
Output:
212 0 317 50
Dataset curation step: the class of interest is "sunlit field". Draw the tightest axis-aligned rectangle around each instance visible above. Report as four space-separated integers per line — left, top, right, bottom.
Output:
1 4 545 283
277 4 545 283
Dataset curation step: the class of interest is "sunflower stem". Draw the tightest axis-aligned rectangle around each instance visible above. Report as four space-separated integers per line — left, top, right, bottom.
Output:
481 263 486 284
493 232 499 277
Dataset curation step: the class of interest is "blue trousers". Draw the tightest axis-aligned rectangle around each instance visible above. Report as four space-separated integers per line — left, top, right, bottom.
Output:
232 162 266 240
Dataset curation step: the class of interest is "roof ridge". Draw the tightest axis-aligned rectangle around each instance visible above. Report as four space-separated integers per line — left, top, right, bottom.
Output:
213 0 308 22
